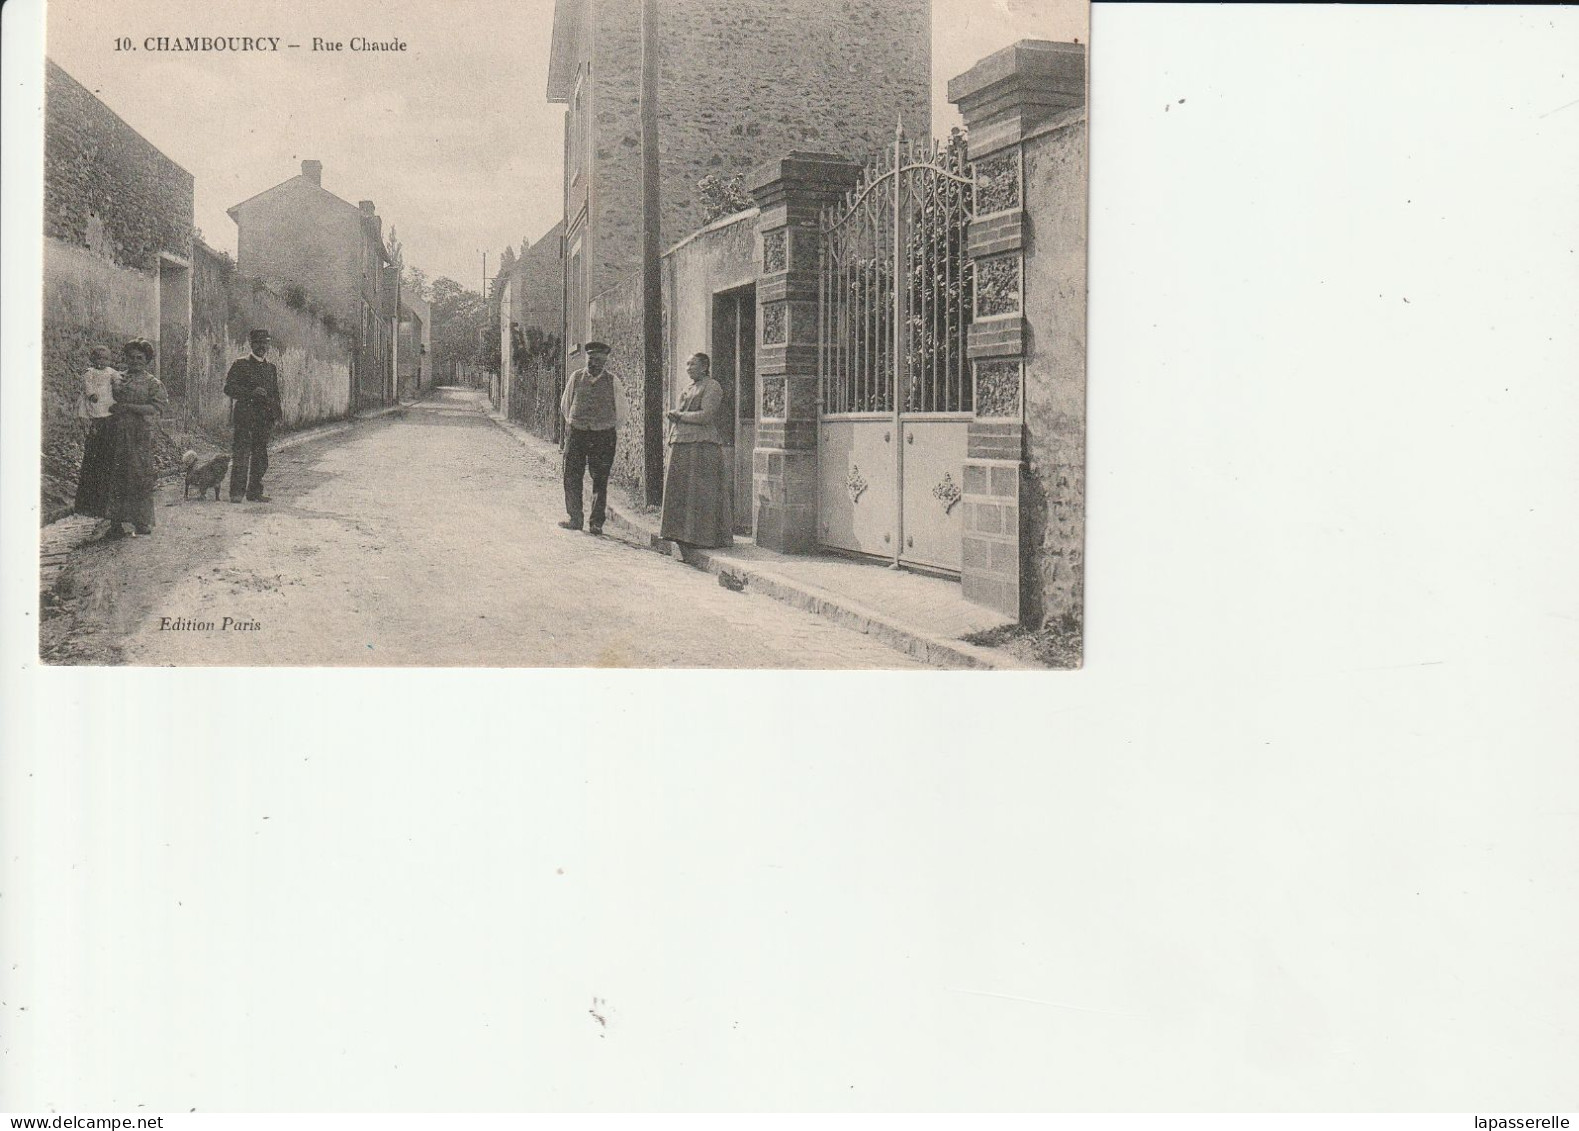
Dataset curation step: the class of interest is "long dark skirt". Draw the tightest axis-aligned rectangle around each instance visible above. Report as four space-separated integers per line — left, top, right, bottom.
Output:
661 442 732 548
104 412 158 530
73 418 115 517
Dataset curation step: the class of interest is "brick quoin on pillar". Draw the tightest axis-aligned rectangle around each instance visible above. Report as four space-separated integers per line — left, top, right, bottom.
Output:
950 40 1085 621
748 152 861 554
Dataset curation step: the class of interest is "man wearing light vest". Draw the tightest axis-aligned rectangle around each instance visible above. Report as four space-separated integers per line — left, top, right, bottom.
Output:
558 341 627 535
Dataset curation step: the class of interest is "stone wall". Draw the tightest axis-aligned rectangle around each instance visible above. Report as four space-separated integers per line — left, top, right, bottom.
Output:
1021 113 1087 632
41 242 160 517
189 242 353 433
42 60 193 517
44 61 193 273
587 0 930 299
509 351 564 442
587 272 648 493
588 0 641 301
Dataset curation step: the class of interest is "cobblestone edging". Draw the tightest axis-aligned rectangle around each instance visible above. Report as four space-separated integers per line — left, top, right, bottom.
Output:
39 403 407 594
482 408 1040 671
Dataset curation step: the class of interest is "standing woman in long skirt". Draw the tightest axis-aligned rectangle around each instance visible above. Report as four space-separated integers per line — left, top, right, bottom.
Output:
102 338 168 539
661 352 733 550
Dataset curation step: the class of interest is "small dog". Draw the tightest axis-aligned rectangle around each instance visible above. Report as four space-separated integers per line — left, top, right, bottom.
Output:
182 450 231 500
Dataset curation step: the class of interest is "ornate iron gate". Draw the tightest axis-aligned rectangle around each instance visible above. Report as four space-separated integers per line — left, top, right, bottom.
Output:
817 126 974 573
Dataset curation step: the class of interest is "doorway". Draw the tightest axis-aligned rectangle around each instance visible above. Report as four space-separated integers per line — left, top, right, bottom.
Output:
712 285 757 536
157 255 191 400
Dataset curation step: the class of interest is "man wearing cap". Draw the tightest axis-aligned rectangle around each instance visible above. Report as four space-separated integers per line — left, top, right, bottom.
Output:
225 329 283 502
558 341 627 534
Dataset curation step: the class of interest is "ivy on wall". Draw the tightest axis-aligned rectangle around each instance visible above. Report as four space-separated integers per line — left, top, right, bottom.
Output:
973 150 1021 215
975 254 1021 318
974 358 1021 418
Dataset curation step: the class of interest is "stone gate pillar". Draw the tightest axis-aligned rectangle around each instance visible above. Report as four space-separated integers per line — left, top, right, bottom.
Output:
748 153 861 554
950 41 1086 621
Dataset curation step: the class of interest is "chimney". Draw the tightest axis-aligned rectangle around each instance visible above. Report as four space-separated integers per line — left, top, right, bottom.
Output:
358 200 375 215
301 160 322 185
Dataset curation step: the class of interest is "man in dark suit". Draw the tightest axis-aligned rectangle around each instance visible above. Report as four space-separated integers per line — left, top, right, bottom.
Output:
225 328 283 502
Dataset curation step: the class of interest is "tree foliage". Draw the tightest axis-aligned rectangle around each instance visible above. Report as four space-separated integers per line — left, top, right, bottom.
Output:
698 174 754 223
403 264 429 301
428 276 488 380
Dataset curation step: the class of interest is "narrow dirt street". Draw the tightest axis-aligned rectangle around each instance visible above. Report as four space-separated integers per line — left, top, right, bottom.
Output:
39 388 924 668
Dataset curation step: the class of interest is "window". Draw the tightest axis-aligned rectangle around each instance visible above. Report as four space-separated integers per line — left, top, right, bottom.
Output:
570 64 590 183
567 235 586 350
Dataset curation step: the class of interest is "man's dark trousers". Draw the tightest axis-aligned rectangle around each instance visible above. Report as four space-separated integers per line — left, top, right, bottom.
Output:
563 426 617 529
230 407 273 500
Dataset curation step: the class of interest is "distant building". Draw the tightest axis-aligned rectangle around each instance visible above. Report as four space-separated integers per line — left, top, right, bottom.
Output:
397 293 431 399
508 221 566 343
491 223 566 424
544 0 931 361
227 160 396 409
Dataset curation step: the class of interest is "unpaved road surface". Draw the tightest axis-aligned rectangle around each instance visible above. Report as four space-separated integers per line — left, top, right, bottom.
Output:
39 389 924 668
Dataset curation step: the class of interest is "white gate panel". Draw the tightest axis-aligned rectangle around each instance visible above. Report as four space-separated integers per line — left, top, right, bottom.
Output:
899 419 969 573
818 419 897 559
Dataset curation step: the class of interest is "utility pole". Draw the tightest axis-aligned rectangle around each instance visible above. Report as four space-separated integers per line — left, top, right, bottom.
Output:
482 250 489 395
639 0 664 505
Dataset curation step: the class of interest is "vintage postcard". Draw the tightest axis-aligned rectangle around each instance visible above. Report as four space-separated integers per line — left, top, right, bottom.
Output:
11 0 1579 1118
37 0 1088 669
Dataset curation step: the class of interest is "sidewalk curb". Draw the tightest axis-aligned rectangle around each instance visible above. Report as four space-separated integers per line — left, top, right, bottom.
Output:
483 407 1038 671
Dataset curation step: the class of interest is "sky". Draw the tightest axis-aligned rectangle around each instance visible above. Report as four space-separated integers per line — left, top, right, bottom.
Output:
46 0 1086 293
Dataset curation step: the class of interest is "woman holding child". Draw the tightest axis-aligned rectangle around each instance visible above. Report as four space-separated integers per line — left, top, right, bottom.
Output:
101 338 168 539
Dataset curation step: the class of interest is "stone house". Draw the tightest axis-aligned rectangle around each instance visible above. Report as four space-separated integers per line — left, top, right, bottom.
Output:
543 0 931 371
553 39 1089 657
226 160 397 410
41 60 194 515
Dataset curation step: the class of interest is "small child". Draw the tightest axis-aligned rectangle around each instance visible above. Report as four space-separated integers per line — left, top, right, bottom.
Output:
77 346 118 421
72 346 120 518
